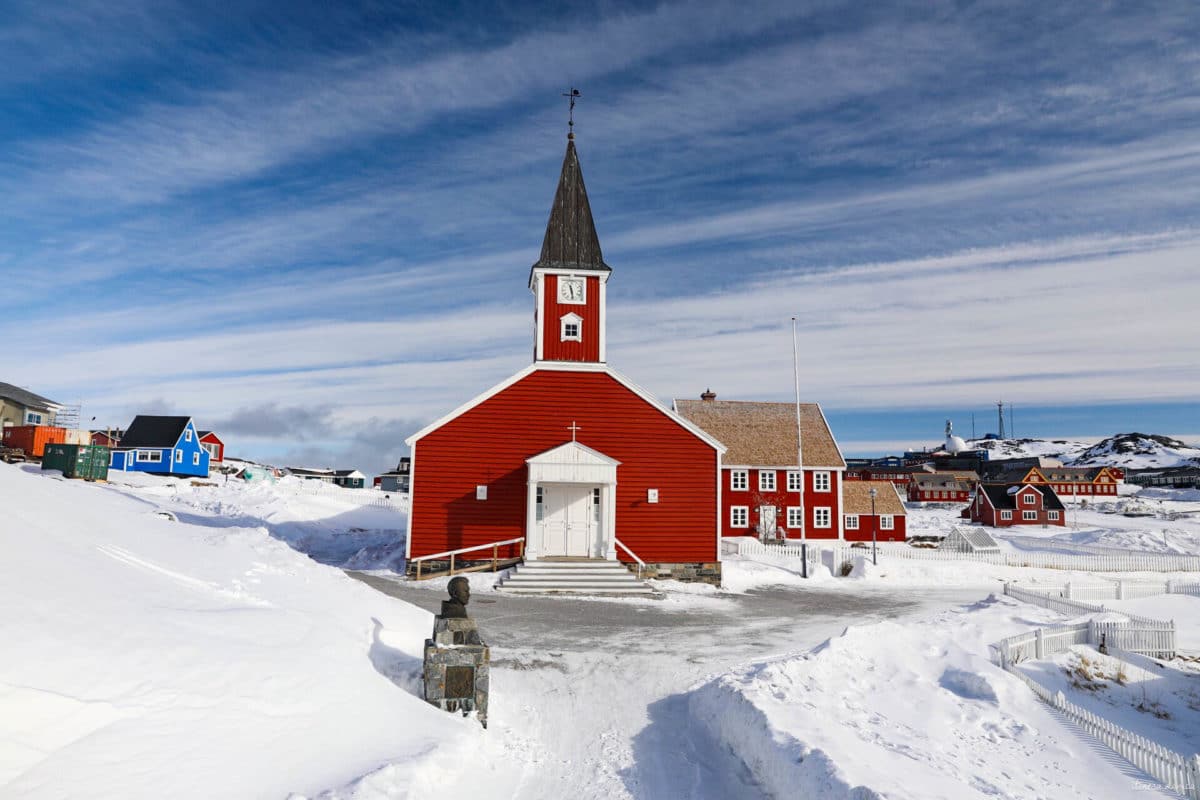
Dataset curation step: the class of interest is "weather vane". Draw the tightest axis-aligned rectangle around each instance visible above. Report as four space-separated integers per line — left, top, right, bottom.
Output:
562 87 581 138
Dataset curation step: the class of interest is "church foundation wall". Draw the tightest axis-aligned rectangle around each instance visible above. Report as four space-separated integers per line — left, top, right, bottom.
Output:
626 561 722 586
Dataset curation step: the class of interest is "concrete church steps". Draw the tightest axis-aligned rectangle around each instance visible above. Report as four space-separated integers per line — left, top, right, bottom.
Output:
497 560 658 595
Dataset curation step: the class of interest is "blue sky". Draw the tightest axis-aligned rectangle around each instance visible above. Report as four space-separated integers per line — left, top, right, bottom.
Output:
2 0 1198 473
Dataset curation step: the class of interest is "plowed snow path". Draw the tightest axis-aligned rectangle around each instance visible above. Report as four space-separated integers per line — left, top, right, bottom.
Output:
351 574 984 799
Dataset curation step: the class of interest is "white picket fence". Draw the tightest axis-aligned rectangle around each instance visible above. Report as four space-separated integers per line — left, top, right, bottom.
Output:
725 536 1200 573
994 582 1194 797
277 479 408 511
1005 665 1200 799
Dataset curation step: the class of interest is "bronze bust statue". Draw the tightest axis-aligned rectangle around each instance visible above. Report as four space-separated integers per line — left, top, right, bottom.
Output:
440 576 471 619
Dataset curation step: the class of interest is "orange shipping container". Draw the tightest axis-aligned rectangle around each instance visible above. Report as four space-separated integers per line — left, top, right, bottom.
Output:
2 425 67 457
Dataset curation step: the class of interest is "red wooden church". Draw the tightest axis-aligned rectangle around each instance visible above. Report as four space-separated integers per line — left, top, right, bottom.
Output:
405 134 727 582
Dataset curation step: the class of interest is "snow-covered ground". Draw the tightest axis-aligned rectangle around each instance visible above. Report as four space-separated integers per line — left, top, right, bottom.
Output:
906 493 1200 556
689 594 1181 799
0 463 496 799
6 461 1200 799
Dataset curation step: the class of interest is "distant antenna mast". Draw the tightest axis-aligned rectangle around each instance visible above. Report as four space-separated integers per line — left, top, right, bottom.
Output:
562 87 581 139
971 413 976 441
1010 403 1015 440
997 401 1006 439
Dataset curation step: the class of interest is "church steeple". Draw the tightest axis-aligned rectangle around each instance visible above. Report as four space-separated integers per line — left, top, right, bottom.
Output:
529 134 610 366
533 137 610 273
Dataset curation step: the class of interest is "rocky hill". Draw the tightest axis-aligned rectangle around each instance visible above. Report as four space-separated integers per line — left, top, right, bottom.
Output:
956 433 1200 469
1070 432 1200 468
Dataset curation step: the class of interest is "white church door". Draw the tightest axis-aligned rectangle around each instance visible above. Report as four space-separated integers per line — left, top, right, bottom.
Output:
541 485 595 557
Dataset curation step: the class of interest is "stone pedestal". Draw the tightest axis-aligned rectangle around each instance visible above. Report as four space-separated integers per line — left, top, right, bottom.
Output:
423 617 489 728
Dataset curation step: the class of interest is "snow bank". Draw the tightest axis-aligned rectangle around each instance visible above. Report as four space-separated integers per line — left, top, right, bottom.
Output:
0 464 472 798
688 596 1176 799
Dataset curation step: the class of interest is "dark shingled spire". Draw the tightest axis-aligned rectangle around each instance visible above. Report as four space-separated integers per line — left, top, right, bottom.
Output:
533 137 610 272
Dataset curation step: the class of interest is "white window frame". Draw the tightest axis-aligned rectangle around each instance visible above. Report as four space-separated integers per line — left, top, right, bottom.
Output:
730 470 748 491
730 506 749 528
813 507 831 528
535 487 544 522
787 471 803 491
1022 510 1038 521
1048 510 1060 521
880 515 894 530
137 449 162 463
813 471 831 492
184 429 193 442
786 506 803 528
844 514 859 530
25 412 42 424
193 452 200 466
560 312 583 342
758 471 776 492
1000 510 1013 520
557 276 586 304
593 488 601 523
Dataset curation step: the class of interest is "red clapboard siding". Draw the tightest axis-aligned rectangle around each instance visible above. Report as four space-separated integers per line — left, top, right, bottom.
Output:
410 369 718 563
541 275 601 362
720 467 842 539
844 515 906 542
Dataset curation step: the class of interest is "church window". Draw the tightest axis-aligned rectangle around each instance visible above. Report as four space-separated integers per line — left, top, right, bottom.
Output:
560 313 582 342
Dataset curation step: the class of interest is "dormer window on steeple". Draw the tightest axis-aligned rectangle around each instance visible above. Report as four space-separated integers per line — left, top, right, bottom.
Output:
560 312 582 342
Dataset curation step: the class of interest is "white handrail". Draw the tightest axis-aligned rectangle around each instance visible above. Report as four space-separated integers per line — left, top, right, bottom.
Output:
614 537 646 580
410 536 526 580
411 536 526 563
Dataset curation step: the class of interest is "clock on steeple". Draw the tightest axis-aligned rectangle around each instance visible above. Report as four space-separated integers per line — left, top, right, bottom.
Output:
529 133 610 365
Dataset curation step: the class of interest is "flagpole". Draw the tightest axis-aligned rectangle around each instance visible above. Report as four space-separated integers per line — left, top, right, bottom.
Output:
792 317 806 545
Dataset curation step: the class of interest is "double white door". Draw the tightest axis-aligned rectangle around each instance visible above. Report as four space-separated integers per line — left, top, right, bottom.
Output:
541 485 596 557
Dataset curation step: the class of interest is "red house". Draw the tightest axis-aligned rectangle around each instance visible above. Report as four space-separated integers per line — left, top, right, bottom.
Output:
674 396 846 540
908 471 977 503
968 483 1067 527
842 480 907 542
90 429 123 447
405 134 726 582
198 431 225 464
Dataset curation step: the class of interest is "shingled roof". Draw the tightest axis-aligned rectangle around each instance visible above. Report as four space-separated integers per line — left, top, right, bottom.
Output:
980 483 1065 511
674 399 845 468
532 137 610 273
0 382 60 412
842 480 907 516
118 415 193 448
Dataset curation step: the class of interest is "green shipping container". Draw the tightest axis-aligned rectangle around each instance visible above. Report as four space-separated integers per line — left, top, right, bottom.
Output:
41 443 110 481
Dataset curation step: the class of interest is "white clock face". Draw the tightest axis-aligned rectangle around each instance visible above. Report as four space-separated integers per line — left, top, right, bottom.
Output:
559 278 585 303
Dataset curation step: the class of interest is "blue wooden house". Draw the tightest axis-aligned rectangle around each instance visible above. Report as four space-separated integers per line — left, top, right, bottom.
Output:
109 416 211 477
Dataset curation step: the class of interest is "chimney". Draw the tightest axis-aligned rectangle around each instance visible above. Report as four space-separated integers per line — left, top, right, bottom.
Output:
700 388 716 402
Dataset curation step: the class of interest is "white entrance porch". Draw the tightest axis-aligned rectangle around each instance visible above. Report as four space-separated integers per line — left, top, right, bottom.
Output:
524 441 619 562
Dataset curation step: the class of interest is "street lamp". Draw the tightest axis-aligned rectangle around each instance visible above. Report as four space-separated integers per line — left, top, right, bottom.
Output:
869 486 878 566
